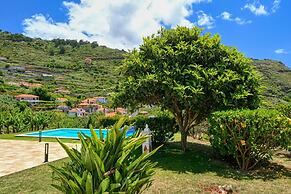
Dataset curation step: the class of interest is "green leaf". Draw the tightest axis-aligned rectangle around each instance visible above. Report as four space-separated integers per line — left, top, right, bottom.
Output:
85 173 93 194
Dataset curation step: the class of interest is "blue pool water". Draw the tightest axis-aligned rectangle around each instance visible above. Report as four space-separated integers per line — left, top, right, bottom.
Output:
19 128 135 139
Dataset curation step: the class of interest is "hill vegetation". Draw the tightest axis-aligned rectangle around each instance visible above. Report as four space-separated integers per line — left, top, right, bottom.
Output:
252 59 291 105
0 30 125 98
0 30 290 104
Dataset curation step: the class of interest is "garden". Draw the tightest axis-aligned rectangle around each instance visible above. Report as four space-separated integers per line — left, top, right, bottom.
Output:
0 27 290 193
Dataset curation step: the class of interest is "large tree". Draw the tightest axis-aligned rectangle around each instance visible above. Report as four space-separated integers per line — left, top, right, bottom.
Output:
115 27 260 151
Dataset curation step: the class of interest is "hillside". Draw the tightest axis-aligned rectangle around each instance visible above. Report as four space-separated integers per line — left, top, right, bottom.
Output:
253 59 291 105
0 31 290 104
0 31 125 98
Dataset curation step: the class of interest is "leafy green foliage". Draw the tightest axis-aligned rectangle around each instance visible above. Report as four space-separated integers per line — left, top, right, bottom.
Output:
32 87 53 101
276 103 291 118
0 95 18 111
51 118 161 193
208 109 291 170
133 111 178 145
115 26 260 151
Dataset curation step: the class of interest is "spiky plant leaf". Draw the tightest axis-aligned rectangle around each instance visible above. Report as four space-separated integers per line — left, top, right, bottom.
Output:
51 118 161 193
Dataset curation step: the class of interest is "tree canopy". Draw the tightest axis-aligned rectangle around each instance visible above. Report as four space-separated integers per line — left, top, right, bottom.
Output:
115 27 260 151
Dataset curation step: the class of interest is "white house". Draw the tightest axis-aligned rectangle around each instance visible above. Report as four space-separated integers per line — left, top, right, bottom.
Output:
95 96 107 104
57 105 69 112
68 108 86 117
15 94 39 104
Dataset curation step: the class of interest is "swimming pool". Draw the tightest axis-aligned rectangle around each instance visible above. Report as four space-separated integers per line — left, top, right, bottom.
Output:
17 128 135 139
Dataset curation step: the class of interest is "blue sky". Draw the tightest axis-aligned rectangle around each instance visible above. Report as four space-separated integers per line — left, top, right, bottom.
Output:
0 0 290 67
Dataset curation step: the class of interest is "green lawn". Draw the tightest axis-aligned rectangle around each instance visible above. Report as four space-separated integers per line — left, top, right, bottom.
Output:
0 136 290 194
0 133 80 143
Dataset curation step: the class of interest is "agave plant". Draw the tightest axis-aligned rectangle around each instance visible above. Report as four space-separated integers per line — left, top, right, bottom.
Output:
51 118 161 194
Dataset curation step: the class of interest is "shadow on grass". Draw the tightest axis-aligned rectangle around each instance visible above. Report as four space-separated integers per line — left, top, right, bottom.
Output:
151 141 291 181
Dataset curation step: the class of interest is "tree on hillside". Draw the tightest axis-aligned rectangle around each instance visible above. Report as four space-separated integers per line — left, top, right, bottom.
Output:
114 27 260 151
59 46 65 54
32 87 51 101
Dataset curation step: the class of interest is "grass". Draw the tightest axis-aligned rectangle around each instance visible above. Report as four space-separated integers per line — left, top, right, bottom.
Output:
0 133 80 143
0 134 290 194
0 159 66 194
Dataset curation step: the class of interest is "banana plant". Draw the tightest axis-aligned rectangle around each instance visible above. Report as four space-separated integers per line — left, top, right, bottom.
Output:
51 117 161 194
0 113 4 134
3 112 13 134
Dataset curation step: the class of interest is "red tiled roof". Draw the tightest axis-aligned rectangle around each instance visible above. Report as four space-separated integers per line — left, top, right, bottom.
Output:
15 94 39 98
105 112 116 117
116 108 126 114
56 98 67 101
69 109 78 113
79 103 99 106
20 82 42 88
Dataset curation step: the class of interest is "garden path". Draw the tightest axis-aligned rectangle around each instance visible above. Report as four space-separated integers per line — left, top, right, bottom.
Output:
0 140 77 177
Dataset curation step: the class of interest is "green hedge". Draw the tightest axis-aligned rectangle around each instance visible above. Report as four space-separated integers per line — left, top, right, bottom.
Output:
208 109 291 170
133 112 178 145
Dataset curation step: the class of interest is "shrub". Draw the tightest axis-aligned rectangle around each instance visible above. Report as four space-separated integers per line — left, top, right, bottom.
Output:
32 87 52 101
208 109 291 170
96 115 122 128
51 118 161 193
133 111 178 145
276 103 291 118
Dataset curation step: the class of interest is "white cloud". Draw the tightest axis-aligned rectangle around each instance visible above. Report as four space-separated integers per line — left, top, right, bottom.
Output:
275 49 289 54
220 11 252 25
23 0 212 49
221 11 231 20
243 0 281 16
271 0 281 13
243 2 268 16
195 11 215 29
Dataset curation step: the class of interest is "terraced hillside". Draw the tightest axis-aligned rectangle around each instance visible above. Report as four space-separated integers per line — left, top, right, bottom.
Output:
0 31 290 105
0 31 125 97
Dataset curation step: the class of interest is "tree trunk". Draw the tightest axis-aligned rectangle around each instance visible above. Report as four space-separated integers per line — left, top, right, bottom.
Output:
181 130 188 152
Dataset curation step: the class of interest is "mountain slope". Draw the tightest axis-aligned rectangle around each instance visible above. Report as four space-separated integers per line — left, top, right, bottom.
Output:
0 31 125 97
0 31 290 104
253 59 291 105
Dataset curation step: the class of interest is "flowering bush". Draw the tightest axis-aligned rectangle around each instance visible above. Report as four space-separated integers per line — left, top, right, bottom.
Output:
208 109 291 170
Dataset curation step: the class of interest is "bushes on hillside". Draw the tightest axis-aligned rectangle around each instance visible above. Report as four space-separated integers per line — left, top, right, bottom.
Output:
32 87 53 101
276 103 291 118
208 109 291 170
